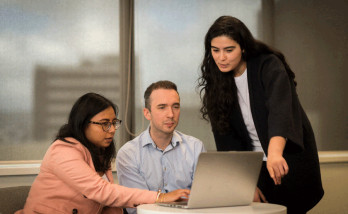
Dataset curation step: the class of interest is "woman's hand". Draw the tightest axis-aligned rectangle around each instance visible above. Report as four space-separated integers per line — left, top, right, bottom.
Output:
253 187 267 202
267 136 289 185
156 189 190 203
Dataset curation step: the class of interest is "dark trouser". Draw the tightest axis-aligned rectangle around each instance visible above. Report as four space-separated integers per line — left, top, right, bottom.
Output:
258 162 308 214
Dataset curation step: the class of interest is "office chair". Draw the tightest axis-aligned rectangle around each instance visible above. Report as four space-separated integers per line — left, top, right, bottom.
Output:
0 186 30 214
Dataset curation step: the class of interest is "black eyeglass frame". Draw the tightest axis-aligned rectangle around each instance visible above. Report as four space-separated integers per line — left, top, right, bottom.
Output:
89 119 122 132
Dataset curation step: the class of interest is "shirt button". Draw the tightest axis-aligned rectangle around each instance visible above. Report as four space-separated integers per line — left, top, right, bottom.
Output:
164 167 166 171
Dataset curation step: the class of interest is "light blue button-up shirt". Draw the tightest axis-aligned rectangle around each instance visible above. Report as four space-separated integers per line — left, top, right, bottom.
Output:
116 126 205 213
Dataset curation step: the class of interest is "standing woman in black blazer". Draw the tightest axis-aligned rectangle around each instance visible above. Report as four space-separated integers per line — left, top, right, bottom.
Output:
197 16 324 214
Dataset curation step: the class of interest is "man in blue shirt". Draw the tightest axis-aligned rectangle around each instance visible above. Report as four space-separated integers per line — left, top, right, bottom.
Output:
116 80 205 214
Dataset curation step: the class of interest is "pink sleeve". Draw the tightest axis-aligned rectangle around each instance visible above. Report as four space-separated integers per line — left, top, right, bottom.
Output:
49 142 157 208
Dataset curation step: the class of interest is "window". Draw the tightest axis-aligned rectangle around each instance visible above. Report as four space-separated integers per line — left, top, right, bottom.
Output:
0 0 121 161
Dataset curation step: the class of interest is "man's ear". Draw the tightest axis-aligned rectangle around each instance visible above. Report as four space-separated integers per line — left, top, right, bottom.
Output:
143 107 151 120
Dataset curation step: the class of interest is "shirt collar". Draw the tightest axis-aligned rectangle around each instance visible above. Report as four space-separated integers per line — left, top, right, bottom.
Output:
142 125 182 149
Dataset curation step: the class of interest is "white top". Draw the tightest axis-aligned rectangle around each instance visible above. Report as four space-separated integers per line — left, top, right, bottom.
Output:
234 69 267 161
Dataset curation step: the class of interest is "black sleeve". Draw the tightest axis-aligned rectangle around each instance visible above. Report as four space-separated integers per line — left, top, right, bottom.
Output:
260 55 304 152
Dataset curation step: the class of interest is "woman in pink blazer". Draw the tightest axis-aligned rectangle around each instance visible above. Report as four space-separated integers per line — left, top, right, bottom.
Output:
16 93 189 214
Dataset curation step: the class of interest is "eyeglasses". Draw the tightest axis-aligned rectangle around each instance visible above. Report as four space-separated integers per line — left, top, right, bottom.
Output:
89 119 122 132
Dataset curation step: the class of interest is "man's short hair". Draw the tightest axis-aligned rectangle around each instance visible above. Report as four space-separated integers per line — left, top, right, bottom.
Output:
144 80 178 110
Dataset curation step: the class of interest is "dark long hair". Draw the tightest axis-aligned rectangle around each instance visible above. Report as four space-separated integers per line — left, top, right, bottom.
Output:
56 92 118 173
197 16 296 134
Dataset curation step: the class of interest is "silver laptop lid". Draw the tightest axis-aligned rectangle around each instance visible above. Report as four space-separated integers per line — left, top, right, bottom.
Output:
187 151 263 208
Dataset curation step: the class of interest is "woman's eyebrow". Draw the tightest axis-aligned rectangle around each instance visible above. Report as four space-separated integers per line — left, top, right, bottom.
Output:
98 118 116 122
98 119 110 122
211 46 235 49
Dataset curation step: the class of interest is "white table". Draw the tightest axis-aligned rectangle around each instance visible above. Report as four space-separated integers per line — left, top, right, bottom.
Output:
137 203 287 214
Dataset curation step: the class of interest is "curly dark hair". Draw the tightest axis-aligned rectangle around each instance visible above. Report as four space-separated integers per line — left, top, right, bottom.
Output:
197 16 296 134
56 92 118 173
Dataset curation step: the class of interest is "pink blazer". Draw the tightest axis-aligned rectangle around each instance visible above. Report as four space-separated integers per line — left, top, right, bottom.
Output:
16 138 156 214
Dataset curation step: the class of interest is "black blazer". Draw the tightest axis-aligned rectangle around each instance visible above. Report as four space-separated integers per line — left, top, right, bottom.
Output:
213 54 324 211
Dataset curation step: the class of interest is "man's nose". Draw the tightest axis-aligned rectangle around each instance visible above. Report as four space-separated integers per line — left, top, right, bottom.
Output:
167 108 174 117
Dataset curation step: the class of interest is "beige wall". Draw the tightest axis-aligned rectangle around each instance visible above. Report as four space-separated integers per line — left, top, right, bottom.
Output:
0 173 118 188
309 161 348 213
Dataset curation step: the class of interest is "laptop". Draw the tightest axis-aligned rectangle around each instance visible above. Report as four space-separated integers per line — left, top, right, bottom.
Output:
156 151 263 209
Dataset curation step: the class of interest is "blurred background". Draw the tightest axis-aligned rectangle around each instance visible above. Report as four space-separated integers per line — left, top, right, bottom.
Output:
0 0 347 161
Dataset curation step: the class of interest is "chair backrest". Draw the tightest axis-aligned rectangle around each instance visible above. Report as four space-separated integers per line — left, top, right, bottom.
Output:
0 186 30 214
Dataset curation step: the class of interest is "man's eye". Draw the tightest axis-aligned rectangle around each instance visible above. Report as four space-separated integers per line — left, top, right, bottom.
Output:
102 122 110 126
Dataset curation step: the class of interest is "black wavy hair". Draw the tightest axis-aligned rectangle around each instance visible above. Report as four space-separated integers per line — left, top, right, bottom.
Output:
197 16 296 134
56 92 118 173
